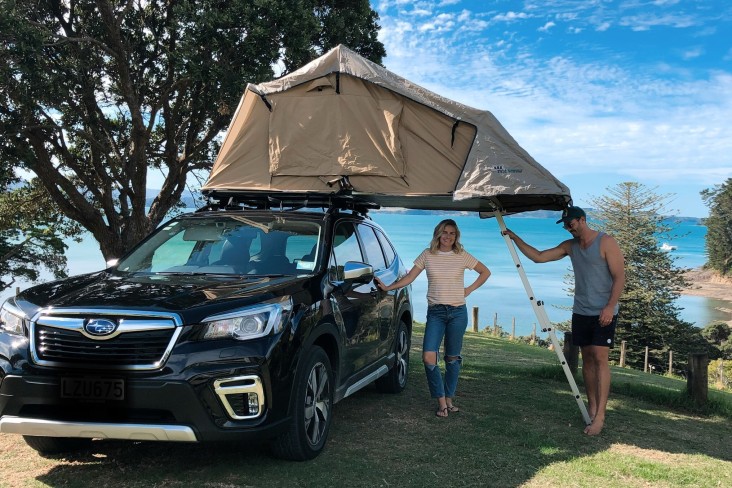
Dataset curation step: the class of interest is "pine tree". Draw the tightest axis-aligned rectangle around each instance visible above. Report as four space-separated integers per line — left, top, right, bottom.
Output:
589 182 708 371
701 178 732 277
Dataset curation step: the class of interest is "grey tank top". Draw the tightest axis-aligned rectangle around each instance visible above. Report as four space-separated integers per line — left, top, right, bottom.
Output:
569 232 618 316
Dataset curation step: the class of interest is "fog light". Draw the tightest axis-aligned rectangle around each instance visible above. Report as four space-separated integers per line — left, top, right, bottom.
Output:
248 392 259 415
213 375 265 420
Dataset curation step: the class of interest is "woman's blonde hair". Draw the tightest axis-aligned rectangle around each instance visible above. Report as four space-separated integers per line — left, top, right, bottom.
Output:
429 219 464 254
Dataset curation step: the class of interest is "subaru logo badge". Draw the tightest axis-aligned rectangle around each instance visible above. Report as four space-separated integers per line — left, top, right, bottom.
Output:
84 318 117 336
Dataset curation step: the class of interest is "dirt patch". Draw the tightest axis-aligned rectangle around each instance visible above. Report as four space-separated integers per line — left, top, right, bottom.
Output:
608 443 693 465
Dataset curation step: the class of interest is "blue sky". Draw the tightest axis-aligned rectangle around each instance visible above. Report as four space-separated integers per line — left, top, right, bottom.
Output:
372 0 732 217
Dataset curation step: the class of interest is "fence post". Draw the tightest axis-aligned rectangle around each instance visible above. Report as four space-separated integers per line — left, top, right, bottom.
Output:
619 340 627 368
668 350 673 376
531 323 536 345
687 353 709 406
493 313 498 336
510 320 515 341
472 306 479 333
563 332 578 375
644 346 649 373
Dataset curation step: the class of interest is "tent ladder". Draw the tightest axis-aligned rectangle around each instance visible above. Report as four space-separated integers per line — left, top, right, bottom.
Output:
493 211 591 426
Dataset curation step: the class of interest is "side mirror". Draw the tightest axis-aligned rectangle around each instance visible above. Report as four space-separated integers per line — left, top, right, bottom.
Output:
342 261 374 284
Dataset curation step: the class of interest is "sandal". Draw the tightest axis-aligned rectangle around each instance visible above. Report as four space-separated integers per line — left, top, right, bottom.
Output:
435 407 449 418
446 405 460 413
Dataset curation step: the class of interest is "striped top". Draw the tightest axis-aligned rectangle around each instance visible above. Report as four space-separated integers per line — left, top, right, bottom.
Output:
414 249 479 306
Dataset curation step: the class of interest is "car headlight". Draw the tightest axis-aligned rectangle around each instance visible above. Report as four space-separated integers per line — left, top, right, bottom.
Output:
0 300 27 335
202 297 293 341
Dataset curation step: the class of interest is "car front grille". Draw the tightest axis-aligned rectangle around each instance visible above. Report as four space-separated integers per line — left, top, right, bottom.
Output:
30 309 182 371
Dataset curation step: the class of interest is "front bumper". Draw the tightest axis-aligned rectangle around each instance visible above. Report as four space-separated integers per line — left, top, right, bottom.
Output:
0 371 289 443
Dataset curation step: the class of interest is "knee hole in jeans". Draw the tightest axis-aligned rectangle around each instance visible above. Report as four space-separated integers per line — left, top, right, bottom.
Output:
445 355 462 363
423 351 438 366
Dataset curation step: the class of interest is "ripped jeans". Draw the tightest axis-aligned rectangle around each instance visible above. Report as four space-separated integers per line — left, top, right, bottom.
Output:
423 304 467 398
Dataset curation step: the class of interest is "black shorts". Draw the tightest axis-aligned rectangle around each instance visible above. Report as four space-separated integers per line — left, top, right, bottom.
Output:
571 313 617 348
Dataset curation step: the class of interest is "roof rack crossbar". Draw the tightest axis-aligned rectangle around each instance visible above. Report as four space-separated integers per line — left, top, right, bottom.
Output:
200 190 380 214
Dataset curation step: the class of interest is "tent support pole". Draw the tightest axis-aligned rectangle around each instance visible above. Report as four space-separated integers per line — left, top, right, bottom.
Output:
493 211 591 426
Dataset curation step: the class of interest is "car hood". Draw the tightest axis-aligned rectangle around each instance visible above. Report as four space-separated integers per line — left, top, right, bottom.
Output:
18 271 310 315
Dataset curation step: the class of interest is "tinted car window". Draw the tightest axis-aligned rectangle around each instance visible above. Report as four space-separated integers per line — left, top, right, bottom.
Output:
358 224 387 270
330 221 364 280
375 229 396 267
116 216 321 276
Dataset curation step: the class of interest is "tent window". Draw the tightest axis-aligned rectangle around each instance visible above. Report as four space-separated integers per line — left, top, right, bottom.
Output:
268 90 405 178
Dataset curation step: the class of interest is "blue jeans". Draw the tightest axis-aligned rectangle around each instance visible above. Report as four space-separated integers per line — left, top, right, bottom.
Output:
423 304 467 398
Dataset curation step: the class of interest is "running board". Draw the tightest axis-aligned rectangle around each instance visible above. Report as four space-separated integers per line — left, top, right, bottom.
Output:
343 362 391 398
0 417 198 442
494 212 591 426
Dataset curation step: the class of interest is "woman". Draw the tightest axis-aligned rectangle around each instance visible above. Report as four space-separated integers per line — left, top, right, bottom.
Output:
375 219 491 417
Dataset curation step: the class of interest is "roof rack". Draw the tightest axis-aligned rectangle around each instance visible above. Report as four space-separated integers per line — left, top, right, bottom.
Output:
198 190 380 214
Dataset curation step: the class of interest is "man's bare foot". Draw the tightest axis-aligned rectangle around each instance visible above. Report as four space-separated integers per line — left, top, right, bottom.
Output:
584 417 604 436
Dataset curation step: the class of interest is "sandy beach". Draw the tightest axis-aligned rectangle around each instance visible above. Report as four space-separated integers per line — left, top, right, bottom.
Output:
682 268 732 325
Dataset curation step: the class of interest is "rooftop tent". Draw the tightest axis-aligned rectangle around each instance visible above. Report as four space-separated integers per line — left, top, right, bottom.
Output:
202 45 571 214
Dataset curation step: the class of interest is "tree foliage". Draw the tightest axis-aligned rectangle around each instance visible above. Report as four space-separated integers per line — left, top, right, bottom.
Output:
701 178 732 277
589 182 708 371
0 0 385 260
0 177 84 293
701 321 732 360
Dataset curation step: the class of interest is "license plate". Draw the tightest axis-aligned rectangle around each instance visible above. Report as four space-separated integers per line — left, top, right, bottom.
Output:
61 377 125 401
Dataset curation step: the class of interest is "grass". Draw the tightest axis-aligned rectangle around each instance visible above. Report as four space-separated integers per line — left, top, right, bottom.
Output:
1 323 731 488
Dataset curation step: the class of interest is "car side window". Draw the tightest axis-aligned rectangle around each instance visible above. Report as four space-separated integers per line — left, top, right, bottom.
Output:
357 224 387 271
375 229 396 268
330 221 364 280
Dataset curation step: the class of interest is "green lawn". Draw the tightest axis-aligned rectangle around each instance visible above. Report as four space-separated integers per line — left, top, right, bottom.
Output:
1 323 730 488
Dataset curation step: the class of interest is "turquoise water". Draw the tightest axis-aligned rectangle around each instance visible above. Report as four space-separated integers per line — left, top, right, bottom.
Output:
2 211 729 337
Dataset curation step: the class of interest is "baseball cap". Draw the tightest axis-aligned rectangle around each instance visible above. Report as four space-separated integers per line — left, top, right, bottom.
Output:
556 206 586 225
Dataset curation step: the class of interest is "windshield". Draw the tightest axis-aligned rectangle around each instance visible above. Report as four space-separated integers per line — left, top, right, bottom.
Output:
116 215 322 276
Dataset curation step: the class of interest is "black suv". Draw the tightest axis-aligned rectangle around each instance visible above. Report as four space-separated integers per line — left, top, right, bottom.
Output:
0 193 413 460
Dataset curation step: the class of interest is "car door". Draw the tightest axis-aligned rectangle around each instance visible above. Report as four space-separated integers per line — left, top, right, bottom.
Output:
356 223 394 359
329 220 379 376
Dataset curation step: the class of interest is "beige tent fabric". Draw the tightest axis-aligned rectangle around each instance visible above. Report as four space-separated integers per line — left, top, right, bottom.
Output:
203 45 570 213
268 74 405 177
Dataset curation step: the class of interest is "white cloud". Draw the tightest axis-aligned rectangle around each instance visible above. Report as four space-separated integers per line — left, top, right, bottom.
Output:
492 11 530 22
539 21 555 32
681 47 704 60
620 13 699 31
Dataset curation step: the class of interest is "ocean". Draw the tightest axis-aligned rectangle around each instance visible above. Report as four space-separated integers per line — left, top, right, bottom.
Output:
2 211 729 337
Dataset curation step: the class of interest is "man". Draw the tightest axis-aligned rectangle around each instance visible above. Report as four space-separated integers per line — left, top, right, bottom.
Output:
503 206 625 436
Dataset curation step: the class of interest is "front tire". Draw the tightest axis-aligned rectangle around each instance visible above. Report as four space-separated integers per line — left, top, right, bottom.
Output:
270 346 333 461
376 320 410 393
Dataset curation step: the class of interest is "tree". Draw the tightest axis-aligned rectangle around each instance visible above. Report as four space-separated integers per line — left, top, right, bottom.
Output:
0 177 84 293
701 178 732 277
589 182 708 371
701 321 732 360
0 0 385 260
